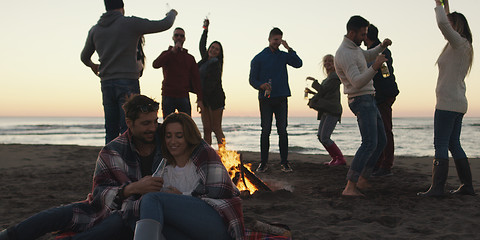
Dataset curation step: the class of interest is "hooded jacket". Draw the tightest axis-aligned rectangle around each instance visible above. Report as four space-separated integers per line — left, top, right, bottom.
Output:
81 10 176 81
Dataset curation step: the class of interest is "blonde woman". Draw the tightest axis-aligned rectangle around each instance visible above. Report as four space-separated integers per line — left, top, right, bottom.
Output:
306 54 345 166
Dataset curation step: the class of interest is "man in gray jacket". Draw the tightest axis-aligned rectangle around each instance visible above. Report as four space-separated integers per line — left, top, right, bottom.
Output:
81 0 177 144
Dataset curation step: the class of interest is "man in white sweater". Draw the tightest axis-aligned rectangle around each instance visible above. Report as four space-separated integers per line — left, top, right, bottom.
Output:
334 15 392 197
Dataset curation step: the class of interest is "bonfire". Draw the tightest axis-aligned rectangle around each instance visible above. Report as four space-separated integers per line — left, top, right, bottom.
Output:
217 140 271 194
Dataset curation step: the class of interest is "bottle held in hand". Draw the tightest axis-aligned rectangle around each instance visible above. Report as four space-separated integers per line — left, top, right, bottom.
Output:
152 158 167 177
381 62 390 78
264 79 272 98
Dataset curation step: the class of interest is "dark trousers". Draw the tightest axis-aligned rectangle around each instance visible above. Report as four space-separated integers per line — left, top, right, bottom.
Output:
259 97 288 164
376 97 396 170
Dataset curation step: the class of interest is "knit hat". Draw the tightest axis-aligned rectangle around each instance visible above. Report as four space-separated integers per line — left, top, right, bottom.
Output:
104 0 124 11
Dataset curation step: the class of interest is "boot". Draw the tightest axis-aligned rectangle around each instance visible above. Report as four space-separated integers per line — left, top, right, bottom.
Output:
417 159 448 197
0 229 10 240
133 219 166 240
324 143 346 166
451 158 476 196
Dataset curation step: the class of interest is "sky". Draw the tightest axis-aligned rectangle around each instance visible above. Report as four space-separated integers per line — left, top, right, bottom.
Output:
1 0 479 118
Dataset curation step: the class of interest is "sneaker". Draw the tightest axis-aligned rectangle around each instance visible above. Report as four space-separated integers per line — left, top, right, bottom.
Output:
281 163 293 172
256 163 268 173
371 168 393 177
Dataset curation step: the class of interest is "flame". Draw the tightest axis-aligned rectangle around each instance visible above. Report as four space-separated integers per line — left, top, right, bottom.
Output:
217 139 259 193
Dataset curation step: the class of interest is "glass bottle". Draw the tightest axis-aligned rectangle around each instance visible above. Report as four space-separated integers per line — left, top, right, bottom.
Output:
264 79 272 98
381 62 390 78
379 53 390 78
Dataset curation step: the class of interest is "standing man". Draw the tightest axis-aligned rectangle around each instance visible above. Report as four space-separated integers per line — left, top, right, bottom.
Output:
81 0 177 144
365 24 400 177
152 27 204 119
334 16 391 196
249 27 303 173
0 95 165 239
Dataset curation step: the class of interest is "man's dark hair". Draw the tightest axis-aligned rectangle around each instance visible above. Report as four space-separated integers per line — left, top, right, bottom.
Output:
104 0 124 11
174 27 185 32
269 27 283 38
367 24 379 41
347 15 370 32
122 94 159 122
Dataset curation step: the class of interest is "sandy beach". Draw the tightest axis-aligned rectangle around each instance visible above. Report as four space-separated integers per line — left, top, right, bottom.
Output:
1 144 479 239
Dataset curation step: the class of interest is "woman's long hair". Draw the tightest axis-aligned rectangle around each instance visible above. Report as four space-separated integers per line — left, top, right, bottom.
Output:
441 12 474 73
321 54 335 76
209 41 224 75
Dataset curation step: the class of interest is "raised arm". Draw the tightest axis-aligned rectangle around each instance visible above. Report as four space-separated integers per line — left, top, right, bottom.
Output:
199 19 209 59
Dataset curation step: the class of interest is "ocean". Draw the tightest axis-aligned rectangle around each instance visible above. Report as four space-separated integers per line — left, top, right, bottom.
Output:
0 116 479 158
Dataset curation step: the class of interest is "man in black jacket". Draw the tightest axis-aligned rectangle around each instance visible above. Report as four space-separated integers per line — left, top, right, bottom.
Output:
365 24 400 177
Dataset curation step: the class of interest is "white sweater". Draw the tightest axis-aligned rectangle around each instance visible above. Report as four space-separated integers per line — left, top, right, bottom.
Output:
162 161 200 195
334 36 384 98
435 6 471 114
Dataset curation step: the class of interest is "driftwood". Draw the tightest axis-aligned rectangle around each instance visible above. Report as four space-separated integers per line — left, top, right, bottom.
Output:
239 154 272 192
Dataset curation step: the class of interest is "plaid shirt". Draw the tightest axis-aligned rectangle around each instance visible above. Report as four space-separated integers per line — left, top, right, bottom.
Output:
70 129 163 231
191 141 245 239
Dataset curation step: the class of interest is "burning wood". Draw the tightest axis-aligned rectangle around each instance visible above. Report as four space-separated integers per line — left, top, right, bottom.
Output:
217 141 271 193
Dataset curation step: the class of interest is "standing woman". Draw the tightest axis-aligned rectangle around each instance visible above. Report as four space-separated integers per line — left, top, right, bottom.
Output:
198 18 226 146
306 54 345 166
419 0 475 197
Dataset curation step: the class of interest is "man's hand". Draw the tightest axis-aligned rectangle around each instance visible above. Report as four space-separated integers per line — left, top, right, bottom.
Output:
168 9 178 16
281 40 291 50
90 63 99 76
260 82 272 91
123 176 164 197
372 54 387 71
172 41 183 53
381 38 392 48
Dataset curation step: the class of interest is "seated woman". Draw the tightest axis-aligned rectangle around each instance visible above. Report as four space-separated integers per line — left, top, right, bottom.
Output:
133 112 244 240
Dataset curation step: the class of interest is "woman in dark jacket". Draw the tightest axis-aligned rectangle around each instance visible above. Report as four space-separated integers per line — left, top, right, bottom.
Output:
306 54 345 166
197 19 226 146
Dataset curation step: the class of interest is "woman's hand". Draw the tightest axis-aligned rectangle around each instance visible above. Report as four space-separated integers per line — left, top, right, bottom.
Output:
164 186 182 195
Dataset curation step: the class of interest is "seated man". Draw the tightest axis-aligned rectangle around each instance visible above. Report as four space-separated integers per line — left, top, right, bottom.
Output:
0 95 165 240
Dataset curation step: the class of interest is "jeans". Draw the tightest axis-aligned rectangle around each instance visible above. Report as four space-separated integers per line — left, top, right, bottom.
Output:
162 96 191 119
259 97 288 164
101 79 140 144
318 113 340 147
376 97 396 170
7 203 131 240
347 94 386 182
139 192 231 240
434 109 467 160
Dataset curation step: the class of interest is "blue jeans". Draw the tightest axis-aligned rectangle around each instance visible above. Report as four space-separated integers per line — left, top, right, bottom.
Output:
139 192 231 240
434 109 467 160
101 79 140 144
7 203 132 240
162 96 191 119
347 94 386 182
318 113 340 147
259 97 288 164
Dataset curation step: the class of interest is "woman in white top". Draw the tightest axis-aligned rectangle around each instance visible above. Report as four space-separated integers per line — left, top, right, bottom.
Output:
418 0 475 197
